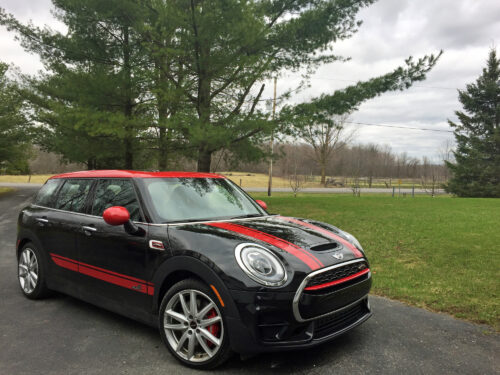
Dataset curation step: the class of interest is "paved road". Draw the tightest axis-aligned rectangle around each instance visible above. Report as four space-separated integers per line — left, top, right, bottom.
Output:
0 182 445 195
0 187 497 375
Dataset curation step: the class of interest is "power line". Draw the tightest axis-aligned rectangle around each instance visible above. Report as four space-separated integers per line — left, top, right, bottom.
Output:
346 121 454 133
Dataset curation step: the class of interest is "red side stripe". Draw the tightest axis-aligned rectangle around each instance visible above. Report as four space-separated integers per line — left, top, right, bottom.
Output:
78 264 147 292
206 222 323 270
278 217 364 258
304 268 370 291
49 253 154 295
51 255 79 272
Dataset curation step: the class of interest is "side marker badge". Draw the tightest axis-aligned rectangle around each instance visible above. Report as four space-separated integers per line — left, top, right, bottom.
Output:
149 240 165 250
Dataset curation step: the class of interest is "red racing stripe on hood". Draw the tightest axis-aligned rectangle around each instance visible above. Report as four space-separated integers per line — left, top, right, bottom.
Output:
277 217 364 258
205 222 323 270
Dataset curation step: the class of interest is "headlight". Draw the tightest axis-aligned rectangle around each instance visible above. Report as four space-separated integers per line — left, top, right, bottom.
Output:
340 230 364 251
235 243 287 287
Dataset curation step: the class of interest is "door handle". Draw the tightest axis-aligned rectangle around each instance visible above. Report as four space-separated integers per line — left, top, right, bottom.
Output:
36 217 49 224
82 225 97 234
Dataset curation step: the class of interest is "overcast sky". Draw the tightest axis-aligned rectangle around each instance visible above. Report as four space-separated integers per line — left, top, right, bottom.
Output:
1 0 499 161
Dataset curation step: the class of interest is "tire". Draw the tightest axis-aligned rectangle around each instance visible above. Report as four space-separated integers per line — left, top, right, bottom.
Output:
158 278 232 369
18 242 50 299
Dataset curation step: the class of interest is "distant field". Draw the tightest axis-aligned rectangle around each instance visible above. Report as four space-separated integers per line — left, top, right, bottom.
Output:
251 193 500 330
222 172 429 189
0 175 51 184
0 172 435 189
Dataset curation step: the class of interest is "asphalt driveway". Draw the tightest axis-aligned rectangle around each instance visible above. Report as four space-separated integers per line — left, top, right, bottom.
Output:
0 187 497 375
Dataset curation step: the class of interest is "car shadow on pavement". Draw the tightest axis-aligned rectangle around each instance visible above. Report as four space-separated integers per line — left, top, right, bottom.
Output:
46 291 362 372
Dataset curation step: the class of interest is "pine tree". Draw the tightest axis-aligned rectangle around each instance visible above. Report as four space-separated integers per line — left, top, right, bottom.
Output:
1 1 150 169
2 0 442 172
0 63 32 173
446 49 500 197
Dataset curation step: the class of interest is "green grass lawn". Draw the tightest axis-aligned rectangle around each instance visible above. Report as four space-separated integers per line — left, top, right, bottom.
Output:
251 193 500 330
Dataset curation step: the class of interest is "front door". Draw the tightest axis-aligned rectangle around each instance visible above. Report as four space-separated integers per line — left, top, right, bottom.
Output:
76 178 150 313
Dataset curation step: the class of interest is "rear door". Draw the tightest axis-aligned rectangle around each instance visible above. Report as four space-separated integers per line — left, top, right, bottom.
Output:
76 178 150 314
45 178 95 290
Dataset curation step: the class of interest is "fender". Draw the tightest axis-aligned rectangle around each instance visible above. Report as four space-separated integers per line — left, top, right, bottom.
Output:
151 255 240 319
16 227 45 260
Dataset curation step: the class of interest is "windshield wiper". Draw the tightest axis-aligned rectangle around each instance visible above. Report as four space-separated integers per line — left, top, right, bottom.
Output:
163 213 264 224
229 213 263 219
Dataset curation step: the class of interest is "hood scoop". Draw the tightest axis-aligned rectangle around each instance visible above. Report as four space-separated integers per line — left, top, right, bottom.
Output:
310 242 340 252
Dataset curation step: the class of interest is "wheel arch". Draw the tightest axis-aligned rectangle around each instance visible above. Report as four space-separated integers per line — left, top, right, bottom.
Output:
16 231 43 259
152 256 239 319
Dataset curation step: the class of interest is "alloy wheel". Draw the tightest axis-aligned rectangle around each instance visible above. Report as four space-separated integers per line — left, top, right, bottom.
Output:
19 248 39 294
163 289 224 363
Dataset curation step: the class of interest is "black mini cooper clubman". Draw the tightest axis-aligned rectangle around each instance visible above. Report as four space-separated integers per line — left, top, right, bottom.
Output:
17 170 372 369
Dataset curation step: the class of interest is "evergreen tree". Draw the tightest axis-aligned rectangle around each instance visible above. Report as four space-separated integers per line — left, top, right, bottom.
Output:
140 0 441 172
0 63 32 174
2 0 442 172
446 49 500 197
1 1 150 169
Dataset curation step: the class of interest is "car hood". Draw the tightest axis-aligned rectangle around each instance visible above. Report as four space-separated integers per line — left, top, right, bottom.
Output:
167 215 365 277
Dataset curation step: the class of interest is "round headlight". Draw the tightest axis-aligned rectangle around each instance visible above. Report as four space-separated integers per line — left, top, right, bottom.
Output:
340 230 364 251
235 243 287 287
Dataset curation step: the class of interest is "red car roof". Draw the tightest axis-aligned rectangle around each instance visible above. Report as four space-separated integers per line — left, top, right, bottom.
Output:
49 170 225 179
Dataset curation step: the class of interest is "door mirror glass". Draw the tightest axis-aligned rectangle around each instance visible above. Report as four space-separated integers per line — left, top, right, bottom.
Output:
103 206 130 226
255 200 267 210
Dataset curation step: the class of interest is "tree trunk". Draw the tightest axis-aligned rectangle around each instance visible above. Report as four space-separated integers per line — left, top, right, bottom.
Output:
123 138 133 169
320 165 326 186
197 148 212 172
123 25 133 170
158 127 168 170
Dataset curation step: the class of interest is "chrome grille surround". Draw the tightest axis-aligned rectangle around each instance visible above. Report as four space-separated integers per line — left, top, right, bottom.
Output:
292 258 370 322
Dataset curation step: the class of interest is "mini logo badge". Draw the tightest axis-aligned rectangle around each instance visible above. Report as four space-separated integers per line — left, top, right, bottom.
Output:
332 251 343 260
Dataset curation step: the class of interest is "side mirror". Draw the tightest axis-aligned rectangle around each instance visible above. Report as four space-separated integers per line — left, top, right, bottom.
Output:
103 206 130 226
255 199 267 210
103 206 144 236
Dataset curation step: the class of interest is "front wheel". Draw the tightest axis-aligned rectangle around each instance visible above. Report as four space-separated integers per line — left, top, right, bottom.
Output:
158 279 231 369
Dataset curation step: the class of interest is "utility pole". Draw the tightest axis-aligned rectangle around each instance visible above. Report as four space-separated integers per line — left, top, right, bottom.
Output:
267 77 277 196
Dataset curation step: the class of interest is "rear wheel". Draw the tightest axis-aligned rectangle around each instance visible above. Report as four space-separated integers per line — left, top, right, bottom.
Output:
158 279 231 369
18 243 50 299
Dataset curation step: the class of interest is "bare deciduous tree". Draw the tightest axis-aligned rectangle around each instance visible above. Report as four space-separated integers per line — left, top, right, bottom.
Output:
301 114 356 186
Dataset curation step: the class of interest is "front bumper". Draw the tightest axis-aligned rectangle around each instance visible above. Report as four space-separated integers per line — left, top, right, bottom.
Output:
226 270 372 354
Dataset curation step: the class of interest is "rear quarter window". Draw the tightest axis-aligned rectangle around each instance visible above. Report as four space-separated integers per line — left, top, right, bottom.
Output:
34 179 62 208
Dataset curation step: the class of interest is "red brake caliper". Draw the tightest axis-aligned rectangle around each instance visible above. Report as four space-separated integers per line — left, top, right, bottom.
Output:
205 308 220 348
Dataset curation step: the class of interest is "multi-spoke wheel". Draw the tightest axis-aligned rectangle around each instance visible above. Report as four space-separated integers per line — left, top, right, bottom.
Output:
18 243 49 299
19 248 38 294
159 279 231 369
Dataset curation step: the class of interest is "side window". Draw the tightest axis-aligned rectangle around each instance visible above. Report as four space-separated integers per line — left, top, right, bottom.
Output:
34 179 61 207
54 179 93 213
91 179 142 222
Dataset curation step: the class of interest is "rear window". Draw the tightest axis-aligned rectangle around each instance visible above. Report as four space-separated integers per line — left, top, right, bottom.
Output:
54 179 94 213
34 179 61 207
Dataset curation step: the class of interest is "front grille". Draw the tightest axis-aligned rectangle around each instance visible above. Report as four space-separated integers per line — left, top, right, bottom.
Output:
306 260 368 289
314 299 369 338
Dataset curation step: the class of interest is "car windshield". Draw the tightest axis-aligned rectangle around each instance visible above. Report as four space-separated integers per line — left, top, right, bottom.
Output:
137 178 266 223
